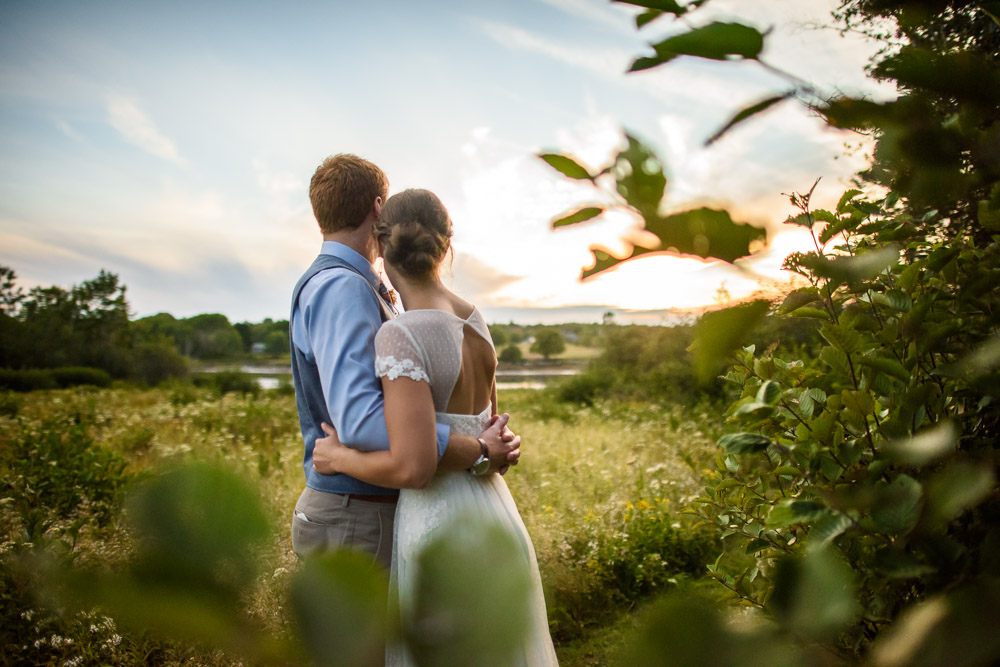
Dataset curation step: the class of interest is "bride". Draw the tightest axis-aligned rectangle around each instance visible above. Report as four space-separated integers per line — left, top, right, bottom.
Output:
311 188 558 666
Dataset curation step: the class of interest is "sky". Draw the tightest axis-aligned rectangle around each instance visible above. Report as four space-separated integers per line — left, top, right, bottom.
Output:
0 0 894 325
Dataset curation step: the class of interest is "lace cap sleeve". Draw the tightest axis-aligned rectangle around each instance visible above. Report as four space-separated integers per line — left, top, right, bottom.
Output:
375 320 430 384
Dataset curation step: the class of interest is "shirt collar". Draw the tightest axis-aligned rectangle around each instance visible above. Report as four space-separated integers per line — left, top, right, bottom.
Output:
320 241 379 287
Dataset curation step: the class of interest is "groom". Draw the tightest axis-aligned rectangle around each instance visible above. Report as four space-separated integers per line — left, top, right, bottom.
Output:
290 153 520 567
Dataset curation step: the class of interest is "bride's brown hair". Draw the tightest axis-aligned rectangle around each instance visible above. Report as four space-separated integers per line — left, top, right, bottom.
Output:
374 189 453 278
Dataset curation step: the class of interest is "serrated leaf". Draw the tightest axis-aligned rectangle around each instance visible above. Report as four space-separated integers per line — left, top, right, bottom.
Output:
774 466 802 478
718 432 771 454
551 206 603 228
629 22 765 71
836 189 863 214
539 153 593 180
705 92 794 146
799 246 900 284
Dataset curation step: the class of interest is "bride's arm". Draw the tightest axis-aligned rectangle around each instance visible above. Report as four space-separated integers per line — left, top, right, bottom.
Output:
317 376 439 489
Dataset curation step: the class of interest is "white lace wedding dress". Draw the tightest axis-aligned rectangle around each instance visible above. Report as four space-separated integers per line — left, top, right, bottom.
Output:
375 307 558 666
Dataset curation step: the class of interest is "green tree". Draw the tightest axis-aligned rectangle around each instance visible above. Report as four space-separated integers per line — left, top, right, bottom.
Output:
530 330 566 360
498 344 523 364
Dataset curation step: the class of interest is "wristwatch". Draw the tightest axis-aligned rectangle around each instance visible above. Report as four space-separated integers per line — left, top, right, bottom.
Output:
469 437 490 476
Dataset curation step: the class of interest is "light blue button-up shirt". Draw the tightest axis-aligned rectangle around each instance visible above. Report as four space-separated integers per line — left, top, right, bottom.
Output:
291 241 450 457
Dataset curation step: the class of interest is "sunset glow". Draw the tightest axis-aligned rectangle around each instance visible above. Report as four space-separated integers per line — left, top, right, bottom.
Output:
0 0 892 324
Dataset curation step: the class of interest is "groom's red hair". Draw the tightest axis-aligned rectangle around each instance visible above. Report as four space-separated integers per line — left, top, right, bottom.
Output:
309 154 389 233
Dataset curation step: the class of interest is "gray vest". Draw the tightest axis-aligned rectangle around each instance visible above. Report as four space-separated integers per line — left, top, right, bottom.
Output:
290 254 395 495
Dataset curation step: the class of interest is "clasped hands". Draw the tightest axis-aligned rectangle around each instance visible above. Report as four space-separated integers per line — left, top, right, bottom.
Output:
311 412 521 476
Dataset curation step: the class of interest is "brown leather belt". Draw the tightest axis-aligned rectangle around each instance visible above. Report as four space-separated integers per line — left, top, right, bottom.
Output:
345 493 398 504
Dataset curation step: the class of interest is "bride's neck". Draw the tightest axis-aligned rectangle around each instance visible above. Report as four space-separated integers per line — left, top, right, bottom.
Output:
394 273 449 311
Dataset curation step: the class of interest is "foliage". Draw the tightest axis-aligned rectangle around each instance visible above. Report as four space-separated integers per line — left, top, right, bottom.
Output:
499 343 523 363
531 329 567 360
1 413 131 529
545 0 1000 662
693 186 1000 660
193 370 261 397
542 133 766 280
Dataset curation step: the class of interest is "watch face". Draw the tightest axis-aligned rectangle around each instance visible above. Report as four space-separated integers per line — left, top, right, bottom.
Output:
472 457 490 475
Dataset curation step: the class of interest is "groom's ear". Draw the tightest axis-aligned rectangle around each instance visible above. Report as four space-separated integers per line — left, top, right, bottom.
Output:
373 196 383 218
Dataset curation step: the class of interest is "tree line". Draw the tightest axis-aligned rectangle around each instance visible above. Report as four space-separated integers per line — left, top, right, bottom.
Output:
0 266 289 387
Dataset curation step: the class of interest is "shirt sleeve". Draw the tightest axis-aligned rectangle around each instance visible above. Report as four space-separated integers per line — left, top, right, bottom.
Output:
293 269 449 457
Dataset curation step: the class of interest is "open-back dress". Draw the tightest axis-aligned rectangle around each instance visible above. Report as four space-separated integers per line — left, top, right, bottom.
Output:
374 307 557 666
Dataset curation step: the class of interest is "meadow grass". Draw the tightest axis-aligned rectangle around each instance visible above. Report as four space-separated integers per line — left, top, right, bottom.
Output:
1 385 721 665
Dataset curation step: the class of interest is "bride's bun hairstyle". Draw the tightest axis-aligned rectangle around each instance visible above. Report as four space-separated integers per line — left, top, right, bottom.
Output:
374 189 453 278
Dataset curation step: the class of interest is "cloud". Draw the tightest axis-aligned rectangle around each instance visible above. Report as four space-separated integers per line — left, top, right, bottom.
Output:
251 154 305 194
446 253 521 304
106 96 183 164
533 0 636 35
476 20 629 80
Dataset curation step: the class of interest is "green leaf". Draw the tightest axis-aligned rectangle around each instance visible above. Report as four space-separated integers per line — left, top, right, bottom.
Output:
873 548 936 579
551 206 603 228
774 466 802 478
836 189 863 214
290 551 388 667
615 0 691 16
756 380 781 405
689 299 771 385
614 132 667 221
769 546 859 640
927 461 995 526
718 432 771 454
768 500 829 527
883 421 958 466
580 206 765 279
871 474 923 536
790 307 830 320
630 22 765 71
705 92 794 146
808 512 853 549
778 287 821 314
798 245 900 284
635 8 664 28
870 582 1000 667
861 355 910 383
407 516 533 665
538 153 592 180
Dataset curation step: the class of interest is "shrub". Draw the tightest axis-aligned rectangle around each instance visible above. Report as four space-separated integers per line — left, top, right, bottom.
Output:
0 391 19 417
193 371 260 397
51 366 112 388
129 337 189 386
0 415 131 527
0 368 57 392
499 344 523 364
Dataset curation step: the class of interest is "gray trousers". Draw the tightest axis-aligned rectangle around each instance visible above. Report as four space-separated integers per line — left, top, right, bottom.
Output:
291 486 396 569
